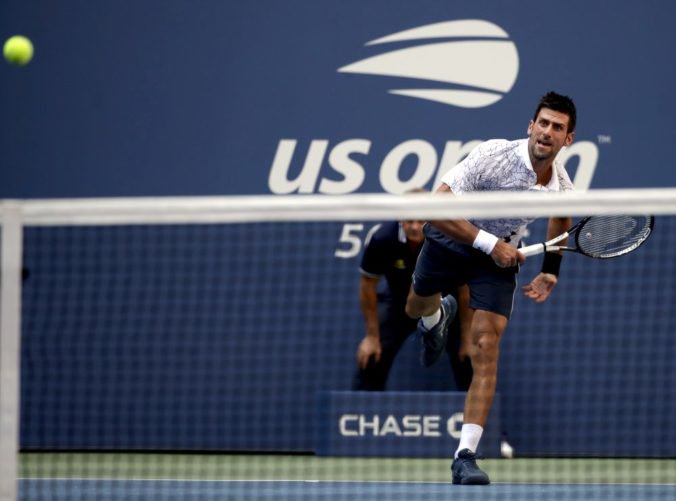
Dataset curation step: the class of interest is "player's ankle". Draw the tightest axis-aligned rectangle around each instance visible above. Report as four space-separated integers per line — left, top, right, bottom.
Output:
421 309 441 329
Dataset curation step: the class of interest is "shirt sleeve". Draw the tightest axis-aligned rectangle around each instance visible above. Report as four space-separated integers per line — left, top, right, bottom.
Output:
359 229 387 278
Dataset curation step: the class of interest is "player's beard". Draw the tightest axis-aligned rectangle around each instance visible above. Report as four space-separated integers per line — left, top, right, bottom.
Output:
529 139 557 162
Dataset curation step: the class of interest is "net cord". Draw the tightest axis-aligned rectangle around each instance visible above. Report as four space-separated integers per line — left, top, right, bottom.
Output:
2 188 675 227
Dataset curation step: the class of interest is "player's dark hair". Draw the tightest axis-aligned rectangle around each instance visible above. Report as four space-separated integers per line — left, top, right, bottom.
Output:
533 91 577 133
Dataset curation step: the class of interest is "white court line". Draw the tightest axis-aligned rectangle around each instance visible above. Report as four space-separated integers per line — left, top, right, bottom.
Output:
18 478 676 486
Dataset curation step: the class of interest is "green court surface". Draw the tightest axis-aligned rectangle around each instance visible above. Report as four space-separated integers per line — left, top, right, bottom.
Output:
20 453 676 484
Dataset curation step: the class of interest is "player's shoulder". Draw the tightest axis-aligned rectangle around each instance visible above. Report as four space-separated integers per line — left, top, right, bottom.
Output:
553 154 575 191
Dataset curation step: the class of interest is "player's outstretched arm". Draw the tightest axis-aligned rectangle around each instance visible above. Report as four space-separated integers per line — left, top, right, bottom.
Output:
522 215 570 301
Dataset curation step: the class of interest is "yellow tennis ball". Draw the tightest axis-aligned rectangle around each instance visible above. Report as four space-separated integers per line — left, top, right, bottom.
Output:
3 35 34 66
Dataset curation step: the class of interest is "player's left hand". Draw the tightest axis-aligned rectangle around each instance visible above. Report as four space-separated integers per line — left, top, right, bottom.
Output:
522 272 558 303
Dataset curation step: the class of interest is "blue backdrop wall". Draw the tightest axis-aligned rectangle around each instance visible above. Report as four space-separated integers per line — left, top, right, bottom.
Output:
2 1 675 457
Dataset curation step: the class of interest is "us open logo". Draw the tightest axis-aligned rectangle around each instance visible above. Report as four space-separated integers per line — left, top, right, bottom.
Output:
268 18 597 199
338 19 519 108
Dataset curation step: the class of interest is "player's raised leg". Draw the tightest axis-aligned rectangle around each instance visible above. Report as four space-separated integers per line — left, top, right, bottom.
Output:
406 290 457 367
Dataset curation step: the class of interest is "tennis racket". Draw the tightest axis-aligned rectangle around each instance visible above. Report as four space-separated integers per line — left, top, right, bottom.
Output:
519 215 654 258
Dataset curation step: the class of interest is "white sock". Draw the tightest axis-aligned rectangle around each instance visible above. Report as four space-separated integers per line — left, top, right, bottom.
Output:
455 424 484 458
421 308 441 330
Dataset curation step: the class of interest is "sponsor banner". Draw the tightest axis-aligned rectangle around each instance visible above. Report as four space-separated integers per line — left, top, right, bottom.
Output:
316 391 501 458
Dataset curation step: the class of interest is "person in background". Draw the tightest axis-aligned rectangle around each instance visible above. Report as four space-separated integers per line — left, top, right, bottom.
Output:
351 211 473 393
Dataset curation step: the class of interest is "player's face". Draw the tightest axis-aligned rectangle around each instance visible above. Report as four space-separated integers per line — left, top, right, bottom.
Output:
527 108 575 162
402 220 424 243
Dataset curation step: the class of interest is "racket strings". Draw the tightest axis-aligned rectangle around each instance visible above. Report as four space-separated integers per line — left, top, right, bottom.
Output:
577 215 652 258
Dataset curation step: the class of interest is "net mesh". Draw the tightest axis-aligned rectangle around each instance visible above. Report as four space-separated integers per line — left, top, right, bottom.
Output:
2 192 676 500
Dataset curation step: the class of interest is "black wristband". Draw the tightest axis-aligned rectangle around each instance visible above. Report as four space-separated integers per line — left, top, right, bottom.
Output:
541 252 562 276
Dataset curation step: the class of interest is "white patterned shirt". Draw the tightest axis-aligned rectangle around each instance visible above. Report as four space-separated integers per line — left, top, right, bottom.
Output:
440 138 574 242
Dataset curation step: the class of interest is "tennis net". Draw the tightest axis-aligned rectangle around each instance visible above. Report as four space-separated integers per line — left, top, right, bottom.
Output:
2 189 676 500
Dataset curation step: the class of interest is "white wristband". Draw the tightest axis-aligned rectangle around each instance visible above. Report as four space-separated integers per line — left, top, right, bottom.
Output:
472 229 499 255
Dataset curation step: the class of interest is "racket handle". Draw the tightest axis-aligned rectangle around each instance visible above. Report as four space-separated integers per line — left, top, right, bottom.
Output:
519 243 545 257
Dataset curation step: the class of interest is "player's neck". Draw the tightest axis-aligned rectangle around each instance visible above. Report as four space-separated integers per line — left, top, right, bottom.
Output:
531 159 553 186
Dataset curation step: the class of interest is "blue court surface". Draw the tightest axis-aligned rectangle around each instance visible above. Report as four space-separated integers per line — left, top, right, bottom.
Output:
19 479 676 500
18 454 676 500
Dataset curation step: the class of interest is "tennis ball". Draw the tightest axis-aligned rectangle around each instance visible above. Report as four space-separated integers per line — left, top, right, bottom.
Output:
3 35 34 66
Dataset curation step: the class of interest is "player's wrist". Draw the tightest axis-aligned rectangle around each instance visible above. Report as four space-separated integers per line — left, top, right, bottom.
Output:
541 252 562 276
472 229 499 255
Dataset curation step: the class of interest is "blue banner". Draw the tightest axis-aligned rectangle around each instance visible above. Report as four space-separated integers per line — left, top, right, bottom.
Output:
2 1 676 197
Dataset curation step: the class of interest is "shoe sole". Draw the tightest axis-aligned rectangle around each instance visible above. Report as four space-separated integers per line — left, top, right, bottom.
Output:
453 476 490 485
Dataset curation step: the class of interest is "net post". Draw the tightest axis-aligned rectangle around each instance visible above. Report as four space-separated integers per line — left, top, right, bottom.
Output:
0 202 23 501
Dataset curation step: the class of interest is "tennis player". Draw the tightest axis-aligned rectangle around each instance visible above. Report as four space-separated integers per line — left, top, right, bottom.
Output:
405 91 576 485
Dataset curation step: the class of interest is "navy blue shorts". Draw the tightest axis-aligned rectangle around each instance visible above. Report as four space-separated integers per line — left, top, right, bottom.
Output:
412 237 518 320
